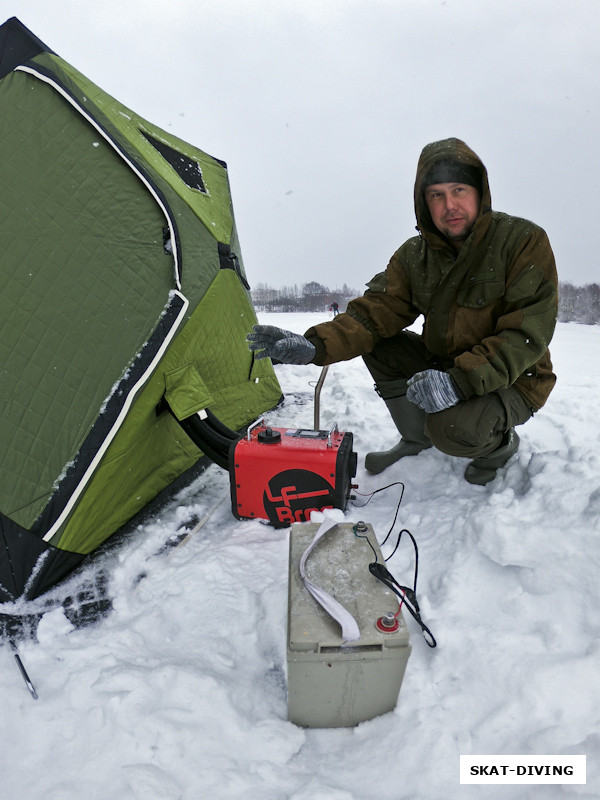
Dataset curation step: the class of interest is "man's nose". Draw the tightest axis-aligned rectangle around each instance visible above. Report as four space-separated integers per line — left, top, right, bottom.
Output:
444 193 458 211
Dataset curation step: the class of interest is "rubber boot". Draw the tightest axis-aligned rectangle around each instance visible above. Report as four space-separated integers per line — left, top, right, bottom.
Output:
464 429 520 486
365 395 432 474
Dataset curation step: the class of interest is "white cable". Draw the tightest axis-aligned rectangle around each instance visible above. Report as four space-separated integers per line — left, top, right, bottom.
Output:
299 518 360 643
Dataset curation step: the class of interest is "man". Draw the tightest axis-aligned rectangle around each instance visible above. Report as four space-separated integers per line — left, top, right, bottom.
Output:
247 138 558 485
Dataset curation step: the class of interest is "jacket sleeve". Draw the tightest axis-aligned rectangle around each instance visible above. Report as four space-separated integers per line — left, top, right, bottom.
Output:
304 249 421 365
449 227 558 400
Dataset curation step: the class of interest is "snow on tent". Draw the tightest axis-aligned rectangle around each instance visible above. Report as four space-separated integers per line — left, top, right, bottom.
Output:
0 17 282 604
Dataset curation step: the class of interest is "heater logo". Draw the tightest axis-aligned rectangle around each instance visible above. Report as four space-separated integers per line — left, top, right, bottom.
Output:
263 469 334 525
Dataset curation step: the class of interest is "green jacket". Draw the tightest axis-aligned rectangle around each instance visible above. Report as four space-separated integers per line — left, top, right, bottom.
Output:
305 138 558 410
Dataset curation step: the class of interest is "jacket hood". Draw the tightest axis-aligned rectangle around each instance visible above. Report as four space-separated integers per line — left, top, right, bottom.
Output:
414 137 492 249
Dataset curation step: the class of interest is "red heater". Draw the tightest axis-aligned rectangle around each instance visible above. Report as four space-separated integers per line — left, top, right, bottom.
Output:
167 366 357 527
229 420 357 527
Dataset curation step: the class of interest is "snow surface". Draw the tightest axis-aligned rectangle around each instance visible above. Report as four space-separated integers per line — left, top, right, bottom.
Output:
2 313 599 800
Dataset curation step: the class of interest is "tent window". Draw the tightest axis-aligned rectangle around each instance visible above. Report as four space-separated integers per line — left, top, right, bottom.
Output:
141 131 207 193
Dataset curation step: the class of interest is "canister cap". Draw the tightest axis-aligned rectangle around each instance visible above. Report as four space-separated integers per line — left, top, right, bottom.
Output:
257 427 281 444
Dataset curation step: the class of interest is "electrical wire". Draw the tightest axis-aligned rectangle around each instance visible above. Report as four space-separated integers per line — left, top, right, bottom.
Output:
351 481 405 550
368 562 437 648
354 481 436 648
352 523 379 562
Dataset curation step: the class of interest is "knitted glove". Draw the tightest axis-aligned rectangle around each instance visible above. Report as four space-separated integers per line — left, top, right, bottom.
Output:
246 324 316 365
406 369 463 413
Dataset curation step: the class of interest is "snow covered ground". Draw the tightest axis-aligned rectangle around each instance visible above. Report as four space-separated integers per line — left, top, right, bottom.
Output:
1 313 599 800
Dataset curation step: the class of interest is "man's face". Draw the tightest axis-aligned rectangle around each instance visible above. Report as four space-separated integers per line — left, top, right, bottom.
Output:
424 182 480 247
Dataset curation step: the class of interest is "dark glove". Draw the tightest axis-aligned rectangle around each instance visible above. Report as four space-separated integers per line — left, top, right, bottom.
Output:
246 324 316 365
406 369 463 413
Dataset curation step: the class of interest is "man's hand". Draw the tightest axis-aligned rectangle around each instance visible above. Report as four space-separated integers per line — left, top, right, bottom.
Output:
406 369 463 413
246 324 316 365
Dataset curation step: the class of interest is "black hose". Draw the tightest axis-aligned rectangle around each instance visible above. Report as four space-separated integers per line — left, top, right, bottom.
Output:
205 408 242 442
179 415 230 471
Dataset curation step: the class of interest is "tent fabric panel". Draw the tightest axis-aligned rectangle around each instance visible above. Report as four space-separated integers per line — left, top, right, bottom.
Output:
0 70 175 528
53 271 282 554
164 364 215 420
54 409 201 553
177 270 278 428
15 62 184 291
36 292 189 543
35 52 235 247
25 53 237 309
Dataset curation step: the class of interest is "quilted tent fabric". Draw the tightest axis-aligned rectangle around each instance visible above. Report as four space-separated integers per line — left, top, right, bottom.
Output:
0 17 282 601
0 70 173 529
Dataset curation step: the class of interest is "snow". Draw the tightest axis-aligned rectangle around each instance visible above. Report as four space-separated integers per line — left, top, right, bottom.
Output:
2 313 599 799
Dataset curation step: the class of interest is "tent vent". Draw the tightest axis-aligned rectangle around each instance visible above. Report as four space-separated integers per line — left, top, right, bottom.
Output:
141 130 207 193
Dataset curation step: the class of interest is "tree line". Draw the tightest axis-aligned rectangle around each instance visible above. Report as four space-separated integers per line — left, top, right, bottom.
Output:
251 281 361 313
251 280 600 325
558 282 600 324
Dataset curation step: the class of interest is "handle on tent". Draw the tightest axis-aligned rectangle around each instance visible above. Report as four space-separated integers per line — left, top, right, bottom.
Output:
218 242 250 290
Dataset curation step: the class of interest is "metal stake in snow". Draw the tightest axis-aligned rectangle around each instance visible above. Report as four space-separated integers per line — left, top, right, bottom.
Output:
12 647 38 700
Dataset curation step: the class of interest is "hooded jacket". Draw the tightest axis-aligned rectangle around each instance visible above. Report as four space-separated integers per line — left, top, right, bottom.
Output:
305 138 558 410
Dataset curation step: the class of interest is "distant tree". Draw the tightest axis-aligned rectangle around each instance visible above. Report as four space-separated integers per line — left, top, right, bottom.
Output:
300 281 331 312
302 281 327 296
250 281 363 314
558 282 600 325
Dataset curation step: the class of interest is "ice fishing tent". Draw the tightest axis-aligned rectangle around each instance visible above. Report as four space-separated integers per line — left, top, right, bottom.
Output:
0 17 282 602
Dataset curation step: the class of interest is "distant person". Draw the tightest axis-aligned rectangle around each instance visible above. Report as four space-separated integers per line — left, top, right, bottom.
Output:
248 138 558 485
330 301 340 316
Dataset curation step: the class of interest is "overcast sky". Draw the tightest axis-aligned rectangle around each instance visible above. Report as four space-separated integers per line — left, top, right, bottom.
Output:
7 0 600 289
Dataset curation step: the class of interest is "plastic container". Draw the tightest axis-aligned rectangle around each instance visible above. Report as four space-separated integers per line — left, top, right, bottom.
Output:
287 521 411 727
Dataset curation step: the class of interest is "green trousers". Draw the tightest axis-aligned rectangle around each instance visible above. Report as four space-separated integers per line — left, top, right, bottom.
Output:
362 331 534 459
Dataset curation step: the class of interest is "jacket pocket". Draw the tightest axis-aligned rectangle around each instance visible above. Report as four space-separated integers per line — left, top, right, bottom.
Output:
457 276 506 309
505 264 545 303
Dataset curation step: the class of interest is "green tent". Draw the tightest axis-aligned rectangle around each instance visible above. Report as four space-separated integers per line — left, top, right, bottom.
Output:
0 17 281 602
